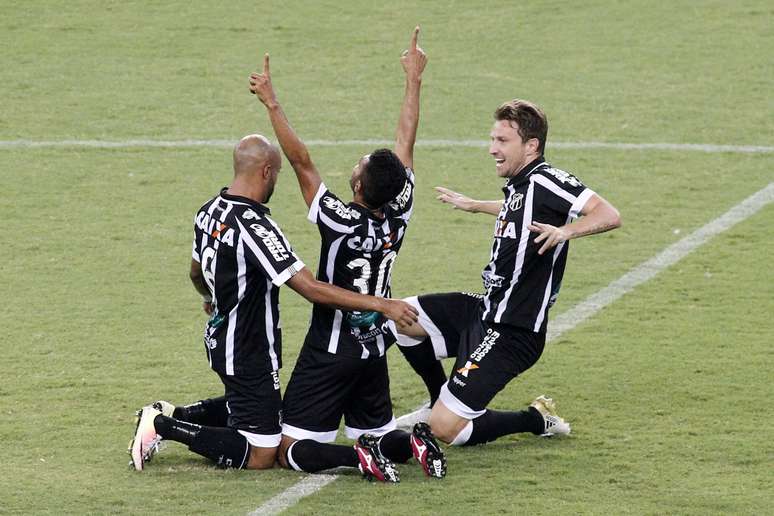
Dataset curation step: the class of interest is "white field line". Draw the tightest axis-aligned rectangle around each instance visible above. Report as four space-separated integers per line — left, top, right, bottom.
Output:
0 138 772 153
250 182 774 515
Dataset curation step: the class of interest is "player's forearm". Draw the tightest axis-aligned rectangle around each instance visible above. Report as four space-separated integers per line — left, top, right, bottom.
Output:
565 203 621 240
308 281 385 313
394 77 421 168
265 103 314 172
189 267 212 300
471 200 504 216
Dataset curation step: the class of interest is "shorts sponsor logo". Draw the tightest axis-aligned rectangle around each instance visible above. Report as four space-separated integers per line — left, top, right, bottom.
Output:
271 370 280 390
456 361 479 377
452 376 466 387
470 329 500 362
482 271 504 289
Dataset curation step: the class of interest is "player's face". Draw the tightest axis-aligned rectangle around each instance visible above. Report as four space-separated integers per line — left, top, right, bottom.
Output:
489 120 535 178
350 154 369 193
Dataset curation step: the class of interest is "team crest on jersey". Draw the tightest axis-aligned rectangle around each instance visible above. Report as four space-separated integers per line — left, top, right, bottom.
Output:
250 224 290 261
242 209 261 220
508 192 524 211
545 167 583 187
323 196 361 220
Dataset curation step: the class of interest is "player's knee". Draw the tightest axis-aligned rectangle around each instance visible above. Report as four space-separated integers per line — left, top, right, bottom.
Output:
428 415 455 444
245 446 278 470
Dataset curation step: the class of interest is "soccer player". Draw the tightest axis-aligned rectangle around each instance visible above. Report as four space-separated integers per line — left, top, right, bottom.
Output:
248 27 445 482
128 134 419 471
396 99 622 446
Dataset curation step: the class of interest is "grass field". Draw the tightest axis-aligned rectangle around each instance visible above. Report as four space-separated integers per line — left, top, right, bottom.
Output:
2 1 773 514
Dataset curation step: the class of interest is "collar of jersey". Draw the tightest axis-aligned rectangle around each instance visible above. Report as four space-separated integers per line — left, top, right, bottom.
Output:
219 187 271 215
503 157 546 190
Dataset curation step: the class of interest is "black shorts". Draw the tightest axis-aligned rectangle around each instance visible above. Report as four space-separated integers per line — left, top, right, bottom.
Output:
281 344 395 442
438 321 545 418
216 370 282 447
397 292 484 359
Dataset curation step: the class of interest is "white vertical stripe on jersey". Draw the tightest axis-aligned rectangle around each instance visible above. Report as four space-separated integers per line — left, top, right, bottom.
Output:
360 344 369 359
219 201 233 221
494 179 536 323
325 235 345 354
481 185 512 320
225 235 247 375
532 214 572 332
327 310 343 354
306 183 328 223
376 333 385 356
265 278 279 371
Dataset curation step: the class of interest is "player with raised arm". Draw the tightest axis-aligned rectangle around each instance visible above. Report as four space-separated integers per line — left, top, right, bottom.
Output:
395 99 622 446
248 27 445 482
128 135 418 472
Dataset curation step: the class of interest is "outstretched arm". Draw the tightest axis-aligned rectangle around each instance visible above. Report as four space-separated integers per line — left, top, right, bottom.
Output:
528 194 622 255
435 186 503 216
286 267 419 327
394 26 427 170
250 54 321 208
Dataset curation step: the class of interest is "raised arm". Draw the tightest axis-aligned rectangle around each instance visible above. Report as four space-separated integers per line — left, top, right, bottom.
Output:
286 267 418 327
250 54 321 208
394 26 427 170
528 193 622 255
435 186 503 216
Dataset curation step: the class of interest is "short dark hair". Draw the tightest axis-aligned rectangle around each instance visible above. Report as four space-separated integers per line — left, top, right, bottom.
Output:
494 99 548 154
361 148 406 208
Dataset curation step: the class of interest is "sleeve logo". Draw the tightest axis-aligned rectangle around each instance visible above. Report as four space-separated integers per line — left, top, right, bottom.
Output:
322 196 361 220
250 224 290 261
545 167 583 187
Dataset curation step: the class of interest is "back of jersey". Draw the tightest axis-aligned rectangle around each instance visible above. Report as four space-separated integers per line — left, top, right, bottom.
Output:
192 188 304 375
304 169 415 359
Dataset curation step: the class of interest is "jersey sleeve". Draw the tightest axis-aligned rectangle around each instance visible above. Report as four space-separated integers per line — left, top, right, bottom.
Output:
386 167 415 222
191 214 202 262
307 182 363 235
533 168 595 219
235 216 305 287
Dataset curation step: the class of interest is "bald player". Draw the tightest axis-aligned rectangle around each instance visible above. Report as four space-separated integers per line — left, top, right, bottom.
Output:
129 135 418 471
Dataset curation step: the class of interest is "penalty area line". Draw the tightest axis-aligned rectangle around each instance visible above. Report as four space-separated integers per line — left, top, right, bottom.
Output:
248 181 774 516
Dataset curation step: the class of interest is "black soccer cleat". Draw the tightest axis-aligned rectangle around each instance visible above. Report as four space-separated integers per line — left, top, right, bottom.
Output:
354 434 400 483
410 422 447 479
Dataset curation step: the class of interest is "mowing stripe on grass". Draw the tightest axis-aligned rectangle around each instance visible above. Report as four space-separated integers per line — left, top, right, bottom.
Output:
247 181 774 516
0 139 772 153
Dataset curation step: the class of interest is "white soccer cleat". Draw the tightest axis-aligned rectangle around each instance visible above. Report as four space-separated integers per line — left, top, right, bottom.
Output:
530 395 571 437
128 405 162 471
395 401 432 431
152 400 176 418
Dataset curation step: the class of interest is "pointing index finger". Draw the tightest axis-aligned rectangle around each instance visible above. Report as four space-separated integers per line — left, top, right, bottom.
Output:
410 26 419 50
263 53 270 75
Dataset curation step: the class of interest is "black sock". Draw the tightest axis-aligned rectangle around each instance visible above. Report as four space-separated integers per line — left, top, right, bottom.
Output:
286 440 358 473
173 396 228 427
154 415 251 469
378 430 413 463
463 408 544 446
398 339 447 405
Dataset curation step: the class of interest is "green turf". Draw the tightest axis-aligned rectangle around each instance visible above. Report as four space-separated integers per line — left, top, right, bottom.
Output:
1 0 773 514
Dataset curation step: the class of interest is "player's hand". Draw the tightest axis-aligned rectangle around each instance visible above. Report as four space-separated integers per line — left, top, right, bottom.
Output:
529 221 571 255
382 299 419 327
203 301 214 315
400 26 427 80
435 186 477 212
249 53 279 108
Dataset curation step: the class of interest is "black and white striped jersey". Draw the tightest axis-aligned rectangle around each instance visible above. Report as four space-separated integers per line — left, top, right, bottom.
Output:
481 158 595 333
303 168 415 359
192 188 304 376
